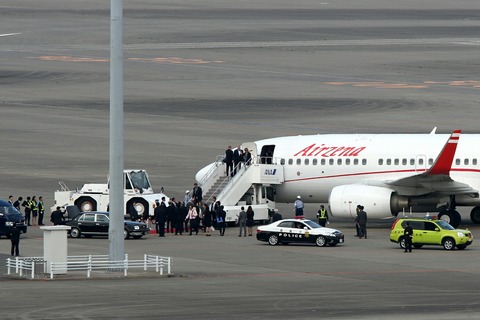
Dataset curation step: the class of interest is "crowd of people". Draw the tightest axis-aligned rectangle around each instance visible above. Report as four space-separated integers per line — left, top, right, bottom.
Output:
141 184 258 238
8 195 46 226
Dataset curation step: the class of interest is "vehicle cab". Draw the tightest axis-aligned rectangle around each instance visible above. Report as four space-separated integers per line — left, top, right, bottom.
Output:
0 199 27 237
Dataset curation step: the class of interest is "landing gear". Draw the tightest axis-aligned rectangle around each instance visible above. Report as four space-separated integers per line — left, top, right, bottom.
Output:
438 209 461 228
470 206 480 224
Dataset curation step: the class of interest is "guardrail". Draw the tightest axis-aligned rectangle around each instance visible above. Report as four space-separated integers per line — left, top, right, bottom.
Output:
6 254 172 279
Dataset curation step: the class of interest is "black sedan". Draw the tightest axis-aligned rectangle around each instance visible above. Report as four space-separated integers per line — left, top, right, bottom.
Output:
65 211 149 239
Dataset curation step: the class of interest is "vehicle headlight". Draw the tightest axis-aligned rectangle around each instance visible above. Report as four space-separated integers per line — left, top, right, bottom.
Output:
5 221 14 227
457 232 465 237
134 226 140 230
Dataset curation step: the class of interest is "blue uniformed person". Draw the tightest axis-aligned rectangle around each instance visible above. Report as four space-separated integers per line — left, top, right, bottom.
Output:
294 196 304 217
316 205 328 227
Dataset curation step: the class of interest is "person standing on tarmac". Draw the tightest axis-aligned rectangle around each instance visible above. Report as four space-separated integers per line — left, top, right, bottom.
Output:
316 205 328 227
404 221 413 252
22 196 32 226
37 196 45 225
294 196 304 217
154 198 167 237
237 206 247 237
10 223 21 256
357 205 367 239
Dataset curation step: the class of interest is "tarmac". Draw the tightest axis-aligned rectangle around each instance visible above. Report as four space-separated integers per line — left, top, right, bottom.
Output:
2 0 480 319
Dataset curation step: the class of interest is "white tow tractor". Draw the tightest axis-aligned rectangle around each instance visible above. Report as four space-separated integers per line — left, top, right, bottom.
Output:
53 169 168 217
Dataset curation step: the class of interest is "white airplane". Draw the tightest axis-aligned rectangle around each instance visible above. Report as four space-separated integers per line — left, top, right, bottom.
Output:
197 129 480 227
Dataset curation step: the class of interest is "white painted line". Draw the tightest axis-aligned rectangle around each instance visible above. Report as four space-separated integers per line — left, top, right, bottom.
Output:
0 33 21 37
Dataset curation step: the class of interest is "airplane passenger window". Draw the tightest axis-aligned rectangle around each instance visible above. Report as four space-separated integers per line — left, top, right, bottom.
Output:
354 159 359 165
288 159 293 165
329 159 334 165
410 159 415 165
419 158 424 165
296 159 301 165
313 159 317 165
455 159 460 165
378 159 383 165
362 159 367 165
280 158 285 165
386 159 391 165
321 159 326 165
305 159 309 165
337 159 342 165
394 159 399 165
474 159 478 165
428 158 433 165
402 159 407 165
346 159 350 165
465 159 469 165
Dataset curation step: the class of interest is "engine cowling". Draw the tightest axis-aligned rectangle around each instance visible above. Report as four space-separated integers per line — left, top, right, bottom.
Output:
328 185 409 219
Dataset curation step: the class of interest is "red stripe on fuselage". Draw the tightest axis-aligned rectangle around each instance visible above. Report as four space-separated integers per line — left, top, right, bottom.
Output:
284 168 480 183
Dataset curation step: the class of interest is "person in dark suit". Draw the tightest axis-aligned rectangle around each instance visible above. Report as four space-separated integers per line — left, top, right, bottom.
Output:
50 206 65 225
192 183 203 205
357 205 367 239
10 223 21 256
154 198 167 237
404 221 413 252
224 145 234 177
233 145 244 175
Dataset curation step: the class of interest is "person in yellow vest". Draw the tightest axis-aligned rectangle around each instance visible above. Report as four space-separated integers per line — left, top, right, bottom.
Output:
316 205 329 227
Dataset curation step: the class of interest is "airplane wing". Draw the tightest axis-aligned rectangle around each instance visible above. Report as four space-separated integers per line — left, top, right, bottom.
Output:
385 130 478 196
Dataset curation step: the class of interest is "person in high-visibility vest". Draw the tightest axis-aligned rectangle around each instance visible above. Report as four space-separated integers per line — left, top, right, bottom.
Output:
316 205 329 227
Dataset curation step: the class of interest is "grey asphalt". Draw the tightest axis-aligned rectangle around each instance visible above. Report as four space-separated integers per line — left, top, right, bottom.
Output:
1 0 480 319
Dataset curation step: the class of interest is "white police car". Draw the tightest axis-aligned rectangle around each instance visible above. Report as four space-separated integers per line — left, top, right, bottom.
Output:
256 218 344 247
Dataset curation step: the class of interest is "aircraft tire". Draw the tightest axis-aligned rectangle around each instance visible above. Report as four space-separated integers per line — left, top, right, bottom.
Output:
470 206 480 224
438 210 461 228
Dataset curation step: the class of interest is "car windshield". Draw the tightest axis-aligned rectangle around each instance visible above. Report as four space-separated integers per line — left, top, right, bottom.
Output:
303 220 321 229
0 205 21 216
436 220 455 230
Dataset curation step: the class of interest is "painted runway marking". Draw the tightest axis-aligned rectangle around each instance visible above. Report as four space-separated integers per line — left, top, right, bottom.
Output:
324 81 480 89
0 33 21 37
29 55 223 65
323 81 427 89
129 57 224 64
33 55 108 62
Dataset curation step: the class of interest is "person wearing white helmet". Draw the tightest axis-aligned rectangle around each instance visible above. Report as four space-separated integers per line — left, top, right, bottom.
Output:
294 195 304 217
184 190 191 205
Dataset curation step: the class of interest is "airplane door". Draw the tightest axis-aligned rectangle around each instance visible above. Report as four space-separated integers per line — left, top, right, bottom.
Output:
260 145 276 164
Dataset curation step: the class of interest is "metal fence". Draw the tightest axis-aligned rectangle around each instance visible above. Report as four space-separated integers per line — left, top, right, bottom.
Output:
6 254 172 279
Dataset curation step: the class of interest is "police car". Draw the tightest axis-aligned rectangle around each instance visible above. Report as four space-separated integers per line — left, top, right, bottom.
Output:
256 218 344 247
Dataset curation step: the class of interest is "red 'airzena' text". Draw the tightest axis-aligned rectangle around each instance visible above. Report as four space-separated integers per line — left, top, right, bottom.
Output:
293 144 366 157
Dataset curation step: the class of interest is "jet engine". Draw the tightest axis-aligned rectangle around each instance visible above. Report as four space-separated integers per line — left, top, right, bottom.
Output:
328 185 410 219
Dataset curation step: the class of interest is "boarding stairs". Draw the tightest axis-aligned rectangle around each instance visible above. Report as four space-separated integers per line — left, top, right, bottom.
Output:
199 156 285 206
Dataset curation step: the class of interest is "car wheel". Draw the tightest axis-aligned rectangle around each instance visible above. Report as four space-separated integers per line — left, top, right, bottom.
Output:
442 237 455 250
457 245 467 250
70 227 81 238
268 234 279 246
315 236 326 247
124 229 130 240
399 237 406 249
413 244 423 249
